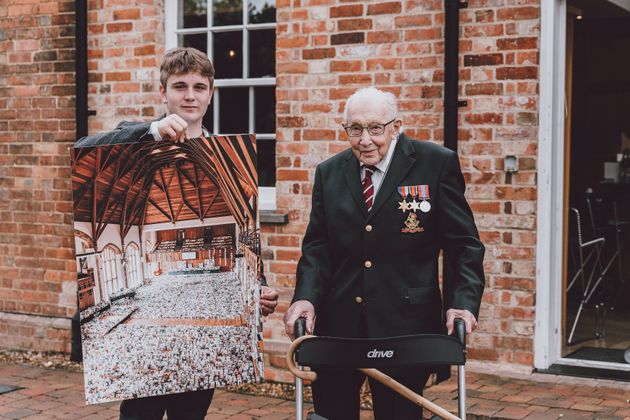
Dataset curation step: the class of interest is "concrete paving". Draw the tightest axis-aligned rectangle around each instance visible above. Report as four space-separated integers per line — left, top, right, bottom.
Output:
1 362 630 419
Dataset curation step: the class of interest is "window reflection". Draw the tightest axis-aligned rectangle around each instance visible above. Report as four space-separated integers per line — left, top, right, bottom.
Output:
219 87 249 134
179 33 207 54
249 29 275 77
213 0 242 26
180 0 207 29
255 86 275 133
258 140 276 187
213 31 242 78
248 0 275 24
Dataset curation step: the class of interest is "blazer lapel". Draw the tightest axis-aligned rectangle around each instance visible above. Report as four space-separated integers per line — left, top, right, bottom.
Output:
367 135 416 222
343 154 368 218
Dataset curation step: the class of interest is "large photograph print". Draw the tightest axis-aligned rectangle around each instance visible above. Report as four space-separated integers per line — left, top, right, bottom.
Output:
71 135 262 404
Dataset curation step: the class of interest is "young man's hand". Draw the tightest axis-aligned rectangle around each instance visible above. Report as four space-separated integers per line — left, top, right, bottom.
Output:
260 286 279 316
156 114 188 143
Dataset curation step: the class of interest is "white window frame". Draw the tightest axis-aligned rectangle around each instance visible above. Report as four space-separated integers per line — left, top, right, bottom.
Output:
165 0 277 210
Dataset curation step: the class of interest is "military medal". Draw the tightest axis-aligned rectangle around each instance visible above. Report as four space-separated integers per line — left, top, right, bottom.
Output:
398 200 409 212
397 186 410 213
418 185 431 213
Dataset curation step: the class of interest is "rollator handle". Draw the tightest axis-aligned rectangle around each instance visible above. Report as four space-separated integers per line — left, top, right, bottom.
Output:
454 318 466 347
295 317 307 338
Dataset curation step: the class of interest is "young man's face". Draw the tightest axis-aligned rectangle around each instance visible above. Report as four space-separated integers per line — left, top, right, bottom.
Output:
159 72 213 125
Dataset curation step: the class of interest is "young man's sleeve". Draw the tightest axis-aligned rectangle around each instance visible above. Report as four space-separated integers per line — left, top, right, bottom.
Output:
74 121 154 148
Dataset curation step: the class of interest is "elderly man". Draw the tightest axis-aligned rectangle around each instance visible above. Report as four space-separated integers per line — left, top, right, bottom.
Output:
283 87 485 419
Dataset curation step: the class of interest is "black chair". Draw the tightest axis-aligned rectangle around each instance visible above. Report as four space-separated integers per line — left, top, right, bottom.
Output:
584 189 630 310
566 207 606 345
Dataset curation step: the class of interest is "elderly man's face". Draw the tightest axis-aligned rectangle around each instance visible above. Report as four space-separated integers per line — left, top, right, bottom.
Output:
345 99 401 167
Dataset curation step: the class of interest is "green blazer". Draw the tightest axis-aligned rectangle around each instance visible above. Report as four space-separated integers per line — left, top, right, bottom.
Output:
292 134 485 338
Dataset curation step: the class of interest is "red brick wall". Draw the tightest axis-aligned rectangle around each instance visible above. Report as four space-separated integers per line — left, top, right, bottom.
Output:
264 0 541 374
1 0 541 378
0 0 77 351
86 0 165 132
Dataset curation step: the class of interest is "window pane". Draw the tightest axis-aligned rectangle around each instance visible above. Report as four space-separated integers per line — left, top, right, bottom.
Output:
258 140 276 187
180 0 207 28
249 29 275 78
219 87 249 134
202 95 215 133
179 33 207 54
213 31 242 78
248 0 275 24
213 0 242 26
254 86 275 133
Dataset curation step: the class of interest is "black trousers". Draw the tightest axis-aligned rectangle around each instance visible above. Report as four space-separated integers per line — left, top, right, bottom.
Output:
119 389 215 420
312 312 429 420
312 367 429 420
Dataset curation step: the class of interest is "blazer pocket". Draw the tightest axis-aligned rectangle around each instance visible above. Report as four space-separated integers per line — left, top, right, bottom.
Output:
405 287 440 305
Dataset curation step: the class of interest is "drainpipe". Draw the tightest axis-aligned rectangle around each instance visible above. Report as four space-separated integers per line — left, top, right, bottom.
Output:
71 1 88 362
76 0 88 138
444 0 468 153
441 0 468 340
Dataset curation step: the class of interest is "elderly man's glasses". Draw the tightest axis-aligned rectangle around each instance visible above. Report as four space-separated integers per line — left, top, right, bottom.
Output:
343 119 396 137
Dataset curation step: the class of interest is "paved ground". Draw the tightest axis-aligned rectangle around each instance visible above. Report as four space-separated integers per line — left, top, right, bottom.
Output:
1 362 630 419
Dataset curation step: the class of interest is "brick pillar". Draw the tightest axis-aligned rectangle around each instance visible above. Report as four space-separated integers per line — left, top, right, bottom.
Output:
0 1 77 351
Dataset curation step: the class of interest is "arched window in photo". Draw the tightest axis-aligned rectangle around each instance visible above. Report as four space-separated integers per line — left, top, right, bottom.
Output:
101 244 122 299
125 242 142 289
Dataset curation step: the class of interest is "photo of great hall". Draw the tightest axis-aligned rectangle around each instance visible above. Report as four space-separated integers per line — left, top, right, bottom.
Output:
71 134 263 404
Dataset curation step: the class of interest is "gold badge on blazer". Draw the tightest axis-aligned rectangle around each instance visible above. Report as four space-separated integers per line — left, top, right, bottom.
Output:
401 212 423 233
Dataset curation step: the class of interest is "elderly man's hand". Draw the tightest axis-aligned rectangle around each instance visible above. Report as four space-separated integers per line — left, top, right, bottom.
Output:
157 114 188 143
446 308 478 335
260 286 279 316
283 299 315 341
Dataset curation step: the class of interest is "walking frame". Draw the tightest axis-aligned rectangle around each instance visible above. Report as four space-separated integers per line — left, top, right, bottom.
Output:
286 318 468 420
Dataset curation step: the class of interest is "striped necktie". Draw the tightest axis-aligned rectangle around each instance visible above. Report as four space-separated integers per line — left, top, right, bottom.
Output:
363 166 376 211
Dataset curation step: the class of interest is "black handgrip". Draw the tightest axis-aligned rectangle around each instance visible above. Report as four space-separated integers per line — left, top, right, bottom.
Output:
454 318 466 347
295 317 307 338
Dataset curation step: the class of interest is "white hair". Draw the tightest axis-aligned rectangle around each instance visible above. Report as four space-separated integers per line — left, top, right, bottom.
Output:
342 87 399 122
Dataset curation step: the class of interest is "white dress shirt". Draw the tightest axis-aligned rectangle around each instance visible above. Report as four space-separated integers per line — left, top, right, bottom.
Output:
150 121 209 140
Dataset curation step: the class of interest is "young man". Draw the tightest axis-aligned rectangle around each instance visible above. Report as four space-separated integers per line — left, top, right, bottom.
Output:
76 47 279 420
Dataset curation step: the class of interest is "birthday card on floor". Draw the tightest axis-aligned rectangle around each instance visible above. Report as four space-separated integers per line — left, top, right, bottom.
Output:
71 134 262 404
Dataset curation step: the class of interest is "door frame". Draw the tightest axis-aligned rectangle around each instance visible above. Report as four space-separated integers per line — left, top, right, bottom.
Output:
534 0 568 370
534 0 630 371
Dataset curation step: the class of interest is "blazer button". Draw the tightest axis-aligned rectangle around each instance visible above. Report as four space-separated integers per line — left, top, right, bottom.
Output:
365 224 373 232
355 296 363 304
364 260 372 268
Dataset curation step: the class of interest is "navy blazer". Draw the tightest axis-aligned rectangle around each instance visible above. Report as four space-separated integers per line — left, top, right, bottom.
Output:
292 134 485 339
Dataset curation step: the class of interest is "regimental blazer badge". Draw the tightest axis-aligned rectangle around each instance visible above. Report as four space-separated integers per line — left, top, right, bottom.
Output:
401 212 423 233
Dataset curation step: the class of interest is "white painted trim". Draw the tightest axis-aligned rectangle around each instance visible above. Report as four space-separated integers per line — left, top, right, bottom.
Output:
534 0 567 370
164 0 178 50
259 187 276 211
173 23 277 33
214 78 276 87
555 357 630 372
609 0 630 12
